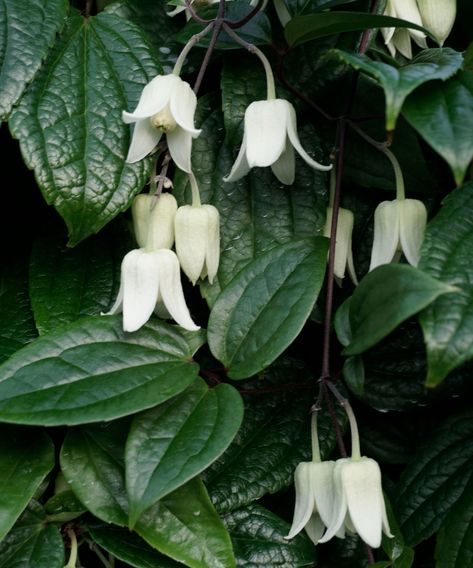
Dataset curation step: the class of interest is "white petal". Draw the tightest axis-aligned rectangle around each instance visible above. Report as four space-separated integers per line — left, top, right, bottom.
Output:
155 250 200 331
395 0 426 41
245 100 288 168
318 458 350 544
304 514 326 545
122 74 179 122
105 279 124 315
126 119 162 163
312 461 337 528
381 1 396 45
167 4 186 16
392 29 414 59
381 497 394 538
369 200 400 271
399 199 427 266
286 463 314 539
174 205 208 284
341 457 384 549
417 0 456 45
167 127 193 173
223 130 251 183
147 193 178 250
122 250 160 332
325 207 354 281
169 79 201 137
271 139 295 185
285 102 332 172
203 205 220 284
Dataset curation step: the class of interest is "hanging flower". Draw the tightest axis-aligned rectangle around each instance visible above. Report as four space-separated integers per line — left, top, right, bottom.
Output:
123 74 201 172
324 207 358 285
223 99 332 185
382 0 427 58
417 0 456 46
132 193 178 250
369 198 427 271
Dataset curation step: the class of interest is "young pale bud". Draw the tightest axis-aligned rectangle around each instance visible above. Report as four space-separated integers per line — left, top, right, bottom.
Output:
132 193 178 251
324 207 358 285
417 0 456 46
174 204 220 285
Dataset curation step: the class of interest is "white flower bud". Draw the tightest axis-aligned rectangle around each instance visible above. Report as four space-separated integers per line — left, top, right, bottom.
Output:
417 0 456 46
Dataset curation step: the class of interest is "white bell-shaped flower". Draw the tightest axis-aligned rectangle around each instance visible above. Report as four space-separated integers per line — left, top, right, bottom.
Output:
123 74 201 172
174 204 220 285
417 0 456 46
382 0 427 58
318 456 392 549
324 207 358 285
369 198 427 271
107 249 199 333
224 99 332 185
132 193 178 250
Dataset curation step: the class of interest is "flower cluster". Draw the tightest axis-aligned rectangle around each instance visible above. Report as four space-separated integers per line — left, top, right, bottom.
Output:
383 0 456 58
286 404 393 549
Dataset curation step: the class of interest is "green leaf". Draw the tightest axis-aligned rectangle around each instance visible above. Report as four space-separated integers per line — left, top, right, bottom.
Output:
223 503 317 567
285 12 432 47
328 48 463 130
342 356 365 395
419 182 473 387
137 478 236 568
435 474 473 568
44 490 86 523
208 238 328 379
0 426 54 541
280 0 358 18
343 264 454 356
204 359 343 513
126 379 244 527
0 315 202 425
395 411 473 546
0 0 68 119
0 501 64 568
8 11 161 246
29 231 125 335
402 71 473 185
88 523 181 568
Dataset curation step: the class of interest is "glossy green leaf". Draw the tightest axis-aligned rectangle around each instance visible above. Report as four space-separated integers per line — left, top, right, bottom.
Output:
0 0 68 119
0 316 202 425
137 478 236 568
204 359 343 513
29 230 125 335
9 11 160 246
419 182 473 387
403 71 473 185
88 523 180 568
126 379 244 527
0 426 54 541
395 411 473 546
285 12 431 47
342 356 365 395
435 474 473 568
343 264 454 356
44 490 86 523
208 238 328 379
0 501 64 568
223 503 317 567
329 48 463 130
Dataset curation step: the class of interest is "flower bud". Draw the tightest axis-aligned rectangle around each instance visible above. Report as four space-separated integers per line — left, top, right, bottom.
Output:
174 204 220 285
324 207 357 285
417 0 456 46
132 193 178 251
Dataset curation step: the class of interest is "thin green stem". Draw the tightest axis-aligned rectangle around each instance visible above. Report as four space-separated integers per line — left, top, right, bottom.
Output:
64 530 78 568
172 22 215 76
311 410 322 462
343 400 361 460
188 171 202 207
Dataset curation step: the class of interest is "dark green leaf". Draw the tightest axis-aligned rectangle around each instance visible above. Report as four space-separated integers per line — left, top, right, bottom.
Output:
0 427 54 541
334 296 352 347
285 12 431 48
223 503 317 567
0 0 68 119
419 182 473 387
0 501 64 568
402 71 473 185
280 0 358 18
0 316 202 425
435 474 473 568
204 359 343 513
44 490 86 523
88 523 180 568
9 11 160 245
343 264 454 356
342 356 365 395
395 411 473 546
126 379 244 527
329 48 463 129
208 238 328 379
136 477 236 568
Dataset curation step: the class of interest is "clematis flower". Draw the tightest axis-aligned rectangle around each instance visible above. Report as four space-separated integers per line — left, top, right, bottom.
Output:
107 248 199 333
318 457 393 548
123 74 201 172
223 99 332 185
174 204 220 285
324 207 357 285
286 460 337 545
132 193 177 250
417 0 456 46
382 0 427 58
369 198 427 271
